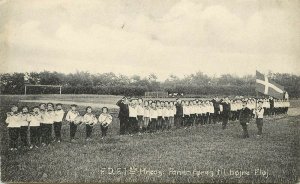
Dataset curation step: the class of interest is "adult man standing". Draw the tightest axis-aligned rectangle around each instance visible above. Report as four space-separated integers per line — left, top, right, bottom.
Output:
239 100 252 138
211 97 220 123
221 97 231 129
116 97 129 135
175 98 183 128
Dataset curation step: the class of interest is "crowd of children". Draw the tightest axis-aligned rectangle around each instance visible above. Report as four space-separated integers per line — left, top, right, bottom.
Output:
116 97 290 135
5 96 290 150
5 103 112 151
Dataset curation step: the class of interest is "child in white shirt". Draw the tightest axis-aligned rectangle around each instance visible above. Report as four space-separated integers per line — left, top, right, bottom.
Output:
6 105 21 151
19 106 30 148
83 106 98 141
54 103 65 142
143 101 150 132
136 98 144 134
28 106 42 149
41 103 55 146
98 107 113 139
149 102 158 132
66 104 80 142
156 101 163 131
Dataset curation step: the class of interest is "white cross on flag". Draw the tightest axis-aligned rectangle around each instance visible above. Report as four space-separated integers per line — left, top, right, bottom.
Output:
256 71 285 99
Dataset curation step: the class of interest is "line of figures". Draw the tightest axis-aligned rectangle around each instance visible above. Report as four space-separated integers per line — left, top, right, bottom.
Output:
116 97 290 136
5 103 113 151
5 96 290 151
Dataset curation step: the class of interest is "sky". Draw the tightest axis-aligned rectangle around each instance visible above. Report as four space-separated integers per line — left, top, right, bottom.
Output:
0 0 299 80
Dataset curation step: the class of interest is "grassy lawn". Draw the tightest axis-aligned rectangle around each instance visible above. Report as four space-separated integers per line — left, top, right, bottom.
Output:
0 95 299 183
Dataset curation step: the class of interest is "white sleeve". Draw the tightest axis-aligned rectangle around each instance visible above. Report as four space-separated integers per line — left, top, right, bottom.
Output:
66 111 71 121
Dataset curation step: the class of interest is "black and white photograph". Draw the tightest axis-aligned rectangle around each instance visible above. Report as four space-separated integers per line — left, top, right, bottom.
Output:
0 0 299 183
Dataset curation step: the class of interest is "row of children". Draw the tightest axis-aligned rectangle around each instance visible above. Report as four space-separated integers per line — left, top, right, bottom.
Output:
5 103 112 151
116 97 290 135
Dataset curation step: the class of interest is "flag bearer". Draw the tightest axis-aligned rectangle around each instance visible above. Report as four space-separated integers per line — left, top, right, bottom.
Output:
254 100 264 137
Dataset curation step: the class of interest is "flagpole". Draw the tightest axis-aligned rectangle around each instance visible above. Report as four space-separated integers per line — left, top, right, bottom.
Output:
255 91 258 110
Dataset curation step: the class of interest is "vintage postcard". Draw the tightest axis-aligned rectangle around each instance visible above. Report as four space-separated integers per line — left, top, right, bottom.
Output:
0 0 299 183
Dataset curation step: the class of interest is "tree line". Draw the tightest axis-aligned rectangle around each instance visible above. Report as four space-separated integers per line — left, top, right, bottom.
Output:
0 71 299 98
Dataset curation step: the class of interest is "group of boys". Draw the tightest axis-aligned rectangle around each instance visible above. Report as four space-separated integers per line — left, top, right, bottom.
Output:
5 103 112 151
116 96 290 138
6 96 290 150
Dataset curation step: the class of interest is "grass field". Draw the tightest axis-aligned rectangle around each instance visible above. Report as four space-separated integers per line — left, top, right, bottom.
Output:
0 95 299 183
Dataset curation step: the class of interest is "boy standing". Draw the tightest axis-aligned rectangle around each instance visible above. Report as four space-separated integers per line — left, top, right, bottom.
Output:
28 106 42 149
19 106 30 148
254 100 264 137
41 103 55 146
136 98 144 134
6 105 21 151
98 107 113 139
54 103 65 142
149 102 158 132
83 106 97 141
66 104 80 142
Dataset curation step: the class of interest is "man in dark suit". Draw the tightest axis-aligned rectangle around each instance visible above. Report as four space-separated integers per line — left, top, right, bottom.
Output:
239 100 252 138
221 97 231 129
175 99 183 128
211 97 220 123
116 97 129 135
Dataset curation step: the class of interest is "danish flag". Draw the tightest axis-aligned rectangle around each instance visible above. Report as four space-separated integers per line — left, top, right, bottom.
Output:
256 71 285 99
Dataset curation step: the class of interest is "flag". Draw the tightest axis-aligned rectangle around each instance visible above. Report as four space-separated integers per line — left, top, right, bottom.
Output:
256 71 285 99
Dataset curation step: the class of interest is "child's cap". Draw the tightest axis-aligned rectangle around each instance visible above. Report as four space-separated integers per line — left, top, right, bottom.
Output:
11 104 18 108
102 106 109 111
56 103 63 106
21 105 29 109
71 104 77 107
32 106 39 109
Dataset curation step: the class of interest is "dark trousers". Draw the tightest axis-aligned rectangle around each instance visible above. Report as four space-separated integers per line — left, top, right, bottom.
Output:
256 118 263 135
69 122 77 139
30 126 40 146
162 117 169 130
129 117 138 134
20 126 28 146
157 116 163 130
101 125 108 137
9 128 19 149
119 117 128 135
174 116 183 128
241 123 249 138
86 124 93 138
54 122 62 141
149 118 157 132
189 114 196 126
137 115 144 130
41 124 52 144
183 115 190 126
222 114 229 129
